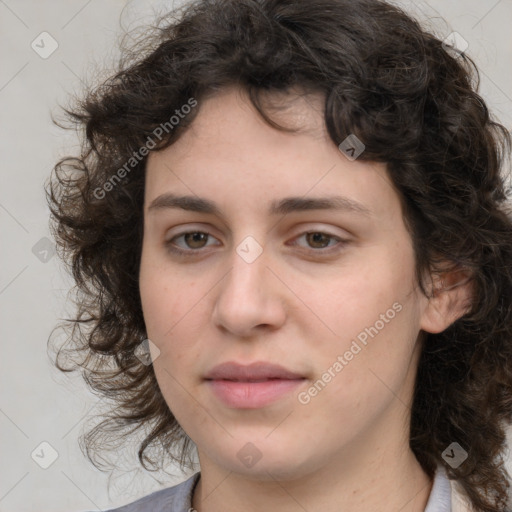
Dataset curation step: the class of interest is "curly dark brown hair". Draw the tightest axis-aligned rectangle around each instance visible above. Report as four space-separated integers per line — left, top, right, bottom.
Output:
46 0 512 510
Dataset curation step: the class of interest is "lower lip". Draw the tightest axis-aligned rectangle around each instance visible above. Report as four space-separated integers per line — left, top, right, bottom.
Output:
206 379 305 408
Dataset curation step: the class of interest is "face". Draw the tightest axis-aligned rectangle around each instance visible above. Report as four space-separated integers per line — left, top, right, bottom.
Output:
139 86 431 480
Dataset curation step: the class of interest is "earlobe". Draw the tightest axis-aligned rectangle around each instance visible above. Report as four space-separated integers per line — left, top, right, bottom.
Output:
420 267 474 334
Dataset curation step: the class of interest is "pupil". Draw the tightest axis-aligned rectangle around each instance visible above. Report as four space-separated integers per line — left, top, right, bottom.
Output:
186 232 207 248
308 233 329 248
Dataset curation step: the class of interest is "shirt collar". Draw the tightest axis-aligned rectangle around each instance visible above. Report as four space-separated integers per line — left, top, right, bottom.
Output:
424 465 452 512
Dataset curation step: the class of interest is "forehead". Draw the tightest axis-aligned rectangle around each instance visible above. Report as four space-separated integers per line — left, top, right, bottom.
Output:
203 84 326 126
149 86 328 164
144 86 402 225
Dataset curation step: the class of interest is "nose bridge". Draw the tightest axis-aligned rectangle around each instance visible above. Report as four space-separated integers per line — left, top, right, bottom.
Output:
221 242 269 307
224 231 269 292
212 238 286 335
231 259 261 296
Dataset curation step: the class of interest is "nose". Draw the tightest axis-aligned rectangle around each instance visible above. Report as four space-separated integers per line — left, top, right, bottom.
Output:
211 246 287 338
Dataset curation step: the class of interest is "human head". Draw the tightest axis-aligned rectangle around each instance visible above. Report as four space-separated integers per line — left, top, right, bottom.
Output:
48 1 512 510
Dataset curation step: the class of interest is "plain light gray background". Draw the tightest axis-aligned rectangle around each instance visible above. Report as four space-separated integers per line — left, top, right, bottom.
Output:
1 1 511 511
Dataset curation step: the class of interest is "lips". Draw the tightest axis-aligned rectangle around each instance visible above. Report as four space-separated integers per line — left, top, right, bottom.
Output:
204 361 306 409
204 361 304 381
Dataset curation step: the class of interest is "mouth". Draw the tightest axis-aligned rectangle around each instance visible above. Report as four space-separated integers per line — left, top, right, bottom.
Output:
212 378 297 382
204 361 306 409
204 361 305 381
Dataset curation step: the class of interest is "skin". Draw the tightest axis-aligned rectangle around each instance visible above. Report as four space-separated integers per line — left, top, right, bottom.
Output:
139 86 472 512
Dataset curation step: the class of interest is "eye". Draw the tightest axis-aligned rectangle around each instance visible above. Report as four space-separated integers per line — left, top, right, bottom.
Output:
290 231 348 253
164 229 349 258
165 231 219 255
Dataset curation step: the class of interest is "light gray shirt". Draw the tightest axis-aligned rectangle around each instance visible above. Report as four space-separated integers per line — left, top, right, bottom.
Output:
97 465 452 511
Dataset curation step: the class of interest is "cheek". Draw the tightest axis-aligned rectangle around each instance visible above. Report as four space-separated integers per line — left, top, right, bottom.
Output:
139 260 207 366
317 255 414 342
304 301 421 440
306 243 420 395
140 256 179 345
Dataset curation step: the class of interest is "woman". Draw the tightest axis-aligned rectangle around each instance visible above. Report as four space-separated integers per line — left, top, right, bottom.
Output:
48 0 512 510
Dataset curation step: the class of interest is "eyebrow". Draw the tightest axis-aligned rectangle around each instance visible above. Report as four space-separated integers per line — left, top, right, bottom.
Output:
147 193 374 217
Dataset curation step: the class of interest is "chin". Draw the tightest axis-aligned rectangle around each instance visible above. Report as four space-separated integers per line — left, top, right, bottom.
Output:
209 444 320 482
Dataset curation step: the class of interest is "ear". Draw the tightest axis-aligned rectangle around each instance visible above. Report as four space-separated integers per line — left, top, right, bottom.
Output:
420 266 474 334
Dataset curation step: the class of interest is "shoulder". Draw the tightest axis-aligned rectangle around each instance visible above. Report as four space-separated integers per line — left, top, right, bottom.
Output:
92 472 200 512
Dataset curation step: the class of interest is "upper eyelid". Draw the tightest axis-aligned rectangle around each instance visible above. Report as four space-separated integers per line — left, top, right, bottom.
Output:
166 226 345 240
165 222 351 238
166 231 221 250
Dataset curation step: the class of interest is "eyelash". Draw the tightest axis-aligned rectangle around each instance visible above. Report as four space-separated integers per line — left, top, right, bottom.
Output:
165 230 349 257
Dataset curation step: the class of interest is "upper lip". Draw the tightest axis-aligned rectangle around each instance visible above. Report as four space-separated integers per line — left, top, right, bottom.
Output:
205 361 305 381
